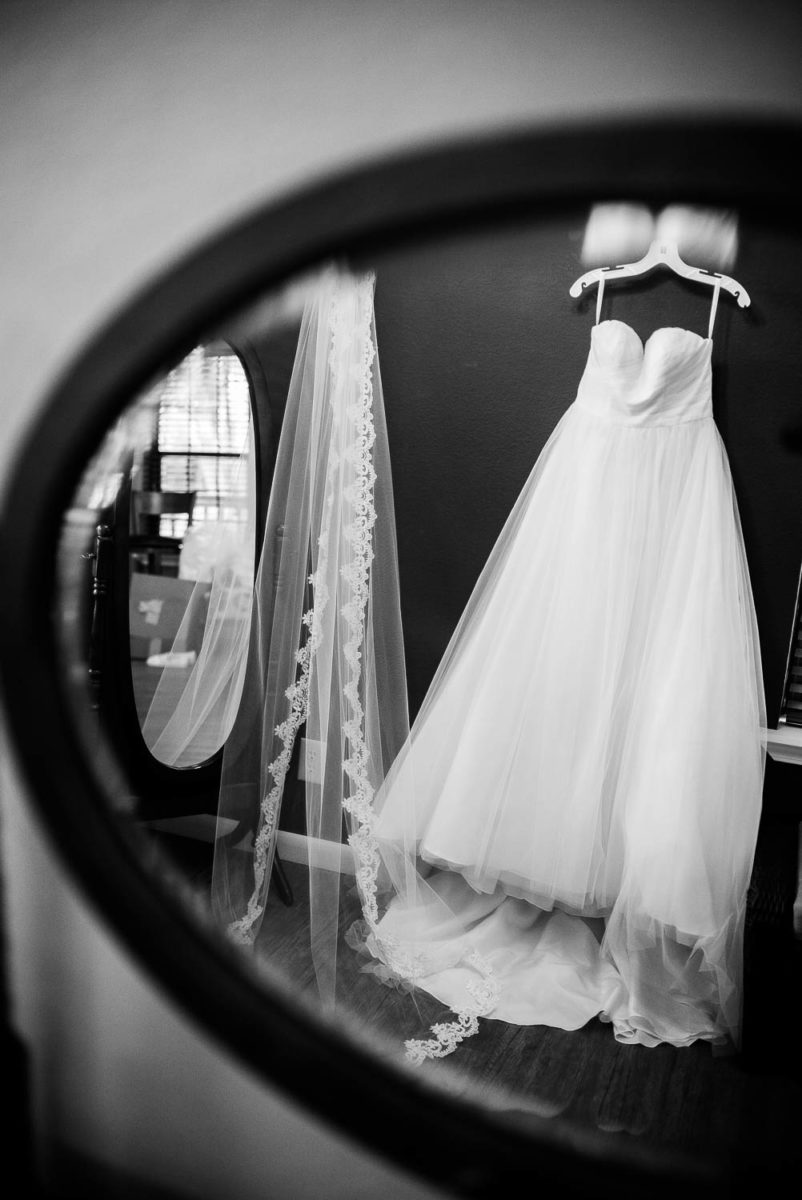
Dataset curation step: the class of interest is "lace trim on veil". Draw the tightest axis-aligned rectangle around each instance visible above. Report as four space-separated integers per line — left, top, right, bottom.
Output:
226 593 328 945
226 273 498 1060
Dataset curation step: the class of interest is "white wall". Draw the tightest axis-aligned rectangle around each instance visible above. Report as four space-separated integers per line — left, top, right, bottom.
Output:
2 3 801 1196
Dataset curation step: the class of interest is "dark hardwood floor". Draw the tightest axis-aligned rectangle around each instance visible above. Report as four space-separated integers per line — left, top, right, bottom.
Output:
146 821 802 1189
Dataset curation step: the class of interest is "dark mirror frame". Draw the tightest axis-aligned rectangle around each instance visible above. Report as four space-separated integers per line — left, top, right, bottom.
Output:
1 116 801 1198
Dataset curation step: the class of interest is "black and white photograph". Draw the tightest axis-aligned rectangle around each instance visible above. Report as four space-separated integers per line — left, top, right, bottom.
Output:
1 3 801 1198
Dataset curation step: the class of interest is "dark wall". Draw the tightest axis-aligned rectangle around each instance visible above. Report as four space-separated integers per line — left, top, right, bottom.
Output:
238 210 802 815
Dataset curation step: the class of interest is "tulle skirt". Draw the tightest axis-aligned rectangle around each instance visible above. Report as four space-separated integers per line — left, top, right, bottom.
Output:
373 401 765 1049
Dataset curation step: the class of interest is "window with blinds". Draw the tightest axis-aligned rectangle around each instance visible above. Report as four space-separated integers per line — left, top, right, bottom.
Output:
779 564 802 727
152 344 251 537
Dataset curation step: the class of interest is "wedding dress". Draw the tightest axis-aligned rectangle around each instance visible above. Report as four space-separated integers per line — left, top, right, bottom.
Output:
371 306 766 1051
211 266 765 1061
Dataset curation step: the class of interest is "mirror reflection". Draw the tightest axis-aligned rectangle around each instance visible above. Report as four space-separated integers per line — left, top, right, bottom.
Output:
74 342 258 770
127 343 256 766
57 207 802 1173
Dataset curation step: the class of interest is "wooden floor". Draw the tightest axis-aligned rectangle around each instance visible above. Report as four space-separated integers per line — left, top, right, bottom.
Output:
148 826 802 1188
131 660 224 763
131 658 175 724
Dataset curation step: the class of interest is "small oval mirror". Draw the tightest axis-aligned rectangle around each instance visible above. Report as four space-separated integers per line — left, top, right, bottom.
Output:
126 343 255 767
69 341 258 774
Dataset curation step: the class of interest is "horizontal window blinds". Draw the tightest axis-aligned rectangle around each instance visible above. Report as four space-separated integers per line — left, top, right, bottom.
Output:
154 346 251 536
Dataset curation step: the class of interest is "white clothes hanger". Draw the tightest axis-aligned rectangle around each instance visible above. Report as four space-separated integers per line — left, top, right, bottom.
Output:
569 237 751 309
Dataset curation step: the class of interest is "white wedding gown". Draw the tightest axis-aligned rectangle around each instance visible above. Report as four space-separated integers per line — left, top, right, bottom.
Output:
373 317 766 1050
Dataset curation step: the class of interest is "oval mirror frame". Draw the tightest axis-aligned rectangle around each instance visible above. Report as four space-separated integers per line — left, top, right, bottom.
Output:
1 116 801 1198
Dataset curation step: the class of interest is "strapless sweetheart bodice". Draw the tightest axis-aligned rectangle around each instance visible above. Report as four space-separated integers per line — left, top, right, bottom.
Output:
575 319 713 426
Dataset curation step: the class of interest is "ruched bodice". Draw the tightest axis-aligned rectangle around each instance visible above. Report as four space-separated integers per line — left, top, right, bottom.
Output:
575 319 713 426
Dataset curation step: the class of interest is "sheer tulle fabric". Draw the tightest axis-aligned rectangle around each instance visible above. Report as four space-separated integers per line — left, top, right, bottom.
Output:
142 433 256 767
372 319 765 1051
209 269 496 1056
209 284 764 1060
